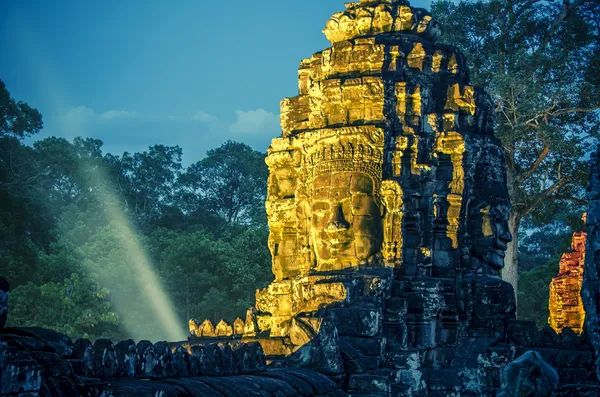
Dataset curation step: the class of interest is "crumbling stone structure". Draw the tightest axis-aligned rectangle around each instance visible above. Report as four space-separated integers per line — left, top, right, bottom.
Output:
549 217 587 335
0 322 347 396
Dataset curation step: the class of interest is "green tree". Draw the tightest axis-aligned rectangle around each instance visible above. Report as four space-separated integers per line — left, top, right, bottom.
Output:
0 80 42 139
7 272 120 339
518 261 560 328
0 80 49 286
178 141 268 225
432 0 600 295
112 145 183 228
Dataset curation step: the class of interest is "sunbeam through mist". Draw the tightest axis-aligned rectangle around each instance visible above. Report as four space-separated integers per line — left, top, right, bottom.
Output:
80 163 187 342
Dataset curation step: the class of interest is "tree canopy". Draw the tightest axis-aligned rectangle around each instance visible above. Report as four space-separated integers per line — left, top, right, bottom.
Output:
432 0 600 295
0 80 271 340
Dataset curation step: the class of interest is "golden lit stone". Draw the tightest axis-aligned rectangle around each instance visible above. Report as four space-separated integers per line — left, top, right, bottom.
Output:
215 320 234 337
188 319 198 336
417 15 432 33
445 84 476 115
549 220 587 335
372 4 394 33
233 318 245 335
395 6 415 31
432 50 443 73
408 43 426 71
190 0 479 359
197 320 215 338
355 7 374 36
448 54 458 74
434 131 466 248
381 180 403 263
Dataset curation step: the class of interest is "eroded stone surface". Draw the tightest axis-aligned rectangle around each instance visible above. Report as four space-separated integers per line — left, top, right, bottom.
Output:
497 351 559 397
549 219 587 335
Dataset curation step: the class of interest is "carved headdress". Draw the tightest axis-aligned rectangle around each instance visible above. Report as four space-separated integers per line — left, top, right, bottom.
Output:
303 127 385 199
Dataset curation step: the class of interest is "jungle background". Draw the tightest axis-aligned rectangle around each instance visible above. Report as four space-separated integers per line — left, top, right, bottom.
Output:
2 0 599 341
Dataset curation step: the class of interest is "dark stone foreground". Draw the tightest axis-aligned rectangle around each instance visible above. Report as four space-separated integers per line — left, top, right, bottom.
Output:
0 327 347 396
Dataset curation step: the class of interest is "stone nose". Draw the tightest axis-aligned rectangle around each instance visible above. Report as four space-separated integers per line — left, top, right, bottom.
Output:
499 221 513 243
325 205 350 232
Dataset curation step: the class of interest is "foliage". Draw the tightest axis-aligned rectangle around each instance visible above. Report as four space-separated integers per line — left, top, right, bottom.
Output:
0 79 271 341
178 141 268 225
518 260 560 328
7 273 120 339
0 80 43 139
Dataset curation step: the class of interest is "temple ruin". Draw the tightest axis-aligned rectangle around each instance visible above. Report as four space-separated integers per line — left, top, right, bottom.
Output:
549 216 587 335
1 1 599 396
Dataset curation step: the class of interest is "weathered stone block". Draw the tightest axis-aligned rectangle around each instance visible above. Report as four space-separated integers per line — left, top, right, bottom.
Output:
497 351 559 397
0 359 42 394
115 339 137 377
93 339 117 379
330 308 381 337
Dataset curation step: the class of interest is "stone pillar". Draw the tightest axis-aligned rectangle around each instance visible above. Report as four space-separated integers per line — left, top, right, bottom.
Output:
0 277 9 329
549 224 586 335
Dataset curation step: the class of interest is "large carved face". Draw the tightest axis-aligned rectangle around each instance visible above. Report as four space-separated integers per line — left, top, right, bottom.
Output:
310 171 383 269
468 200 512 271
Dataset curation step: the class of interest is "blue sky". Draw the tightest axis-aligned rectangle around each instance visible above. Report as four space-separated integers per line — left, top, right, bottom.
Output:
1 0 429 164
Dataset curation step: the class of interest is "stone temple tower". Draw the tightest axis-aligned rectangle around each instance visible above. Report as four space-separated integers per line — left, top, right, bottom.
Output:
191 0 527 394
255 0 514 348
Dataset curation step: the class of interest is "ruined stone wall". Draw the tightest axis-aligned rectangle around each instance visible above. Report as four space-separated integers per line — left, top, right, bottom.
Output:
0 324 347 396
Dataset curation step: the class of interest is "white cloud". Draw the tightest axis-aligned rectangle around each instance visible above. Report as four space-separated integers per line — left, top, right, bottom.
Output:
228 109 280 135
101 110 139 120
63 105 95 123
191 110 217 122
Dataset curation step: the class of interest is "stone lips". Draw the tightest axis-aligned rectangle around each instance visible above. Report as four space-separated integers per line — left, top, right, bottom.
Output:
0 0 595 395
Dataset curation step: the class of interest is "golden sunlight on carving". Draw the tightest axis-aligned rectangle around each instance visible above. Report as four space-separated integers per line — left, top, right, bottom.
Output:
445 84 476 115
549 217 587 335
408 42 426 71
434 131 466 248
381 180 404 264
480 206 494 237
448 54 458 74
395 6 415 31
215 320 234 337
432 50 443 72
323 1 437 44
189 0 481 359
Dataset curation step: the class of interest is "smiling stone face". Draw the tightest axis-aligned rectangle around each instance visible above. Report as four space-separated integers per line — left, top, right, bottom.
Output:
310 171 383 271
468 200 512 271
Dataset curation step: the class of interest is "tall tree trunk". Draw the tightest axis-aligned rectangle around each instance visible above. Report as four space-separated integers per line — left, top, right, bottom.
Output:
504 151 519 307
503 212 520 308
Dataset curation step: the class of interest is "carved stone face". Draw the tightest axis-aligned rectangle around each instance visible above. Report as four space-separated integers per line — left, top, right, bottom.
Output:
310 171 383 269
468 200 512 270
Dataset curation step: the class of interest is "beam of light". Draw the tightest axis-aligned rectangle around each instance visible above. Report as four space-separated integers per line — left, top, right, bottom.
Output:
11 15 186 341
83 164 187 342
